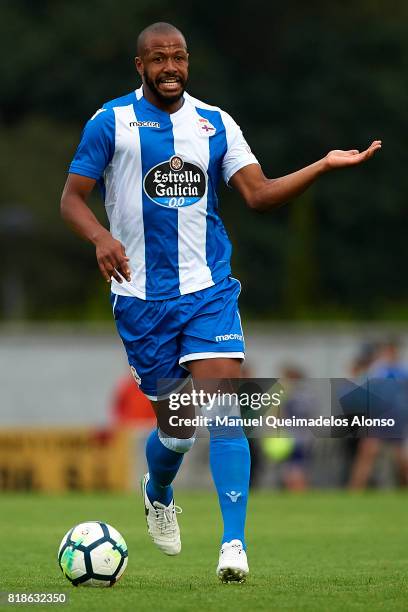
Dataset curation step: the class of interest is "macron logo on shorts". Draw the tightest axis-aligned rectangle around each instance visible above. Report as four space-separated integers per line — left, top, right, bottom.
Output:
215 333 243 342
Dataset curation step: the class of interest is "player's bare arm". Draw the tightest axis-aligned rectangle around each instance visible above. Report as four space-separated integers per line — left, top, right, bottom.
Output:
231 140 382 211
61 174 131 283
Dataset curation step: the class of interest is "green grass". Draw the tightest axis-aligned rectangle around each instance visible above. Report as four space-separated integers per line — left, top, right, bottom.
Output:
1 491 408 611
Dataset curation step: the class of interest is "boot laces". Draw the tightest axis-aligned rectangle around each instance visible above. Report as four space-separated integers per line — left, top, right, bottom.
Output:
153 502 182 534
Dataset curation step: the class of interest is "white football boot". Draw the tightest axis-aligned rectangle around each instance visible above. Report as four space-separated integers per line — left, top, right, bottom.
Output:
216 539 249 583
141 473 182 555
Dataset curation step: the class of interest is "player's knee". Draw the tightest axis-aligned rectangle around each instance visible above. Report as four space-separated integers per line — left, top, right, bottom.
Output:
158 429 196 453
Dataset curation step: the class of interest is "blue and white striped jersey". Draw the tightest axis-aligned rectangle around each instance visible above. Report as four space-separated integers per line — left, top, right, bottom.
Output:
69 86 258 300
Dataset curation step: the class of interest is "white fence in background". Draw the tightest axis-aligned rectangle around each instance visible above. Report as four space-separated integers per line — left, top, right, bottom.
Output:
1 323 407 427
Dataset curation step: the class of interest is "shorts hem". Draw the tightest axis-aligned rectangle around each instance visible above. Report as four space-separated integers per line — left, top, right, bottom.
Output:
143 376 191 402
179 351 245 369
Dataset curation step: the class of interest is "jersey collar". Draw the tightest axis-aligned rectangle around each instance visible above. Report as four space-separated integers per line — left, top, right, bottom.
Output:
136 86 189 120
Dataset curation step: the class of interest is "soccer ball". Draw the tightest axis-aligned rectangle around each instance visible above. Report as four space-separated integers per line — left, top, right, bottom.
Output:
58 521 128 587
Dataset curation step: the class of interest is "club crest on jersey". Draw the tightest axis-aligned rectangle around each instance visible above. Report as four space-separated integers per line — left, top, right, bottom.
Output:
197 116 216 136
143 155 207 208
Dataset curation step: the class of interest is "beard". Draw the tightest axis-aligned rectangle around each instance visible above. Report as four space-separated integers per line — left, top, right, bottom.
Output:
143 70 186 105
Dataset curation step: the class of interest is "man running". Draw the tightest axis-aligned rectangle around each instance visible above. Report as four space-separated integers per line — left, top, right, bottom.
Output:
60 21 381 582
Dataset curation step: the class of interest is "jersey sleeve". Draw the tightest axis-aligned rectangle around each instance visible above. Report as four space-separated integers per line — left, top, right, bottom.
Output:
221 111 259 185
69 108 115 180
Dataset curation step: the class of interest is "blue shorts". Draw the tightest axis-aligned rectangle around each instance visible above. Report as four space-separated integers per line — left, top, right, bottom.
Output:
111 276 245 400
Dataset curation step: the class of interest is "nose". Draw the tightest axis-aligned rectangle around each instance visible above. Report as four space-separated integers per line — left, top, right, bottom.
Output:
163 58 178 73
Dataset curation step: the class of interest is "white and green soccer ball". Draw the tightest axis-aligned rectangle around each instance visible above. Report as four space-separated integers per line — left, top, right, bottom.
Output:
58 521 128 587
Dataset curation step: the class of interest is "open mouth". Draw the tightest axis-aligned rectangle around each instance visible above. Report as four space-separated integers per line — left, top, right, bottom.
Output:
158 77 182 92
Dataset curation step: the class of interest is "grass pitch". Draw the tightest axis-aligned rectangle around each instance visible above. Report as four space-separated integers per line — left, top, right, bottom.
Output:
1 491 408 611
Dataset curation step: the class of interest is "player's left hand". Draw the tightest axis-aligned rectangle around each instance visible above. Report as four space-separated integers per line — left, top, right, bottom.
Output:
325 140 382 169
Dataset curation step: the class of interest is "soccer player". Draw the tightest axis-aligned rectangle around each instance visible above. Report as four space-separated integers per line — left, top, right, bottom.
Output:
60 22 381 582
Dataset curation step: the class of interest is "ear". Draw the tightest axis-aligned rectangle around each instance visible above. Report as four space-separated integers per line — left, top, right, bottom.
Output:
135 56 143 77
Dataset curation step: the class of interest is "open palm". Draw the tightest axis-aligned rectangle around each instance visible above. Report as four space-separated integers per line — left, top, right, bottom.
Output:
326 140 382 169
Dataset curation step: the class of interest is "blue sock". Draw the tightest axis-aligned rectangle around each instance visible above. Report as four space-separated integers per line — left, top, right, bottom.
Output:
145 429 184 506
209 426 251 549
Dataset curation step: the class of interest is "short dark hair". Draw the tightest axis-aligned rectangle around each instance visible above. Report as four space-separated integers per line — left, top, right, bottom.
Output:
137 22 186 56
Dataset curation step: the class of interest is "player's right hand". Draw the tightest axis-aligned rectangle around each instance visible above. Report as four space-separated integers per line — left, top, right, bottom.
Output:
94 233 131 283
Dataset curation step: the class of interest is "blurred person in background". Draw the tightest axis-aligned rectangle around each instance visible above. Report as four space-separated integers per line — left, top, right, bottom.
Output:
342 342 378 485
349 339 408 489
110 371 155 428
262 365 316 491
351 343 380 379
370 337 408 380
241 363 263 488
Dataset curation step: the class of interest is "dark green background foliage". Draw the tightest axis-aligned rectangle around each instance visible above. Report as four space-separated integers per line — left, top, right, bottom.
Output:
1 0 407 320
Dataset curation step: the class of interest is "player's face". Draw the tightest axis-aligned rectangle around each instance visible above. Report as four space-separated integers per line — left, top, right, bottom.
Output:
136 34 189 106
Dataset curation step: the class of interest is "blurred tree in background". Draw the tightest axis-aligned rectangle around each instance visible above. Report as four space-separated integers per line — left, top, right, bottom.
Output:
0 0 407 321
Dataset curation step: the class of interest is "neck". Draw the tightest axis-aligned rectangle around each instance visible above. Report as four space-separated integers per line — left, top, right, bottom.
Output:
142 84 184 114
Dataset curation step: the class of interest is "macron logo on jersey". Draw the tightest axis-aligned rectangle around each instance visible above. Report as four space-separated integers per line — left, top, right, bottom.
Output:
129 120 160 128
215 333 243 342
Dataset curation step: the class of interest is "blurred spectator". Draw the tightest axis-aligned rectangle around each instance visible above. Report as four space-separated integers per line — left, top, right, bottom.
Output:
370 337 408 379
241 363 263 488
111 374 155 428
349 339 408 489
341 343 378 486
352 342 380 378
263 365 316 491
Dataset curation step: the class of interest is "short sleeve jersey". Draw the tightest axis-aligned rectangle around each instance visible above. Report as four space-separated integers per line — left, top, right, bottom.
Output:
69 86 258 300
